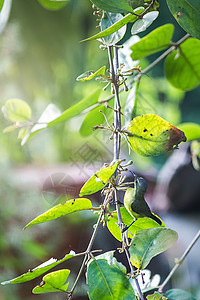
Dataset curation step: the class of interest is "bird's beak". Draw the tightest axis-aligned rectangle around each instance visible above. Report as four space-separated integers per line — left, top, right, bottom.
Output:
133 173 138 186
129 170 138 187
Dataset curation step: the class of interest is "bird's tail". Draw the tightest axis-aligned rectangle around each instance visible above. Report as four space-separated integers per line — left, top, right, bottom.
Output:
150 213 162 225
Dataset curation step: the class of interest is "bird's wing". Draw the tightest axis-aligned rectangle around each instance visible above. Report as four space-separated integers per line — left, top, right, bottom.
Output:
131 198 152 217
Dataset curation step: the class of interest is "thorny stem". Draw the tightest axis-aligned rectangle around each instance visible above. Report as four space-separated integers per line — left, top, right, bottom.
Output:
113 46 121 160
101 33 190 105
108 46 121 159
68 195 109 299
130 0 156 19
109 46 144 300
158 229 200 293
140 0 156 18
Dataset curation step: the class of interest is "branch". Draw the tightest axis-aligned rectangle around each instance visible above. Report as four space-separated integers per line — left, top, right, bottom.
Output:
140 0 156 18
101 33 190 105
108 45 144 300
131 0 156 19
158 229 200 293
68 194 109 299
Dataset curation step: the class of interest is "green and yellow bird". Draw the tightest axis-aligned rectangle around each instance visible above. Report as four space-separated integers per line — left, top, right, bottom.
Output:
123 174 161 232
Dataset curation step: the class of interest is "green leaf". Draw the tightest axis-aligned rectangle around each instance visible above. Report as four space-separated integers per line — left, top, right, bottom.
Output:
76 66 106 81
130 24 174 60
147 292 167 300
90 0 133 13
37 0 69 11
48 89 102 126
86 259 136 300
177 122 200 141
129 228 178 269
126 0 144 9
32 269 70 294
82 8 144 42
126 114 186 157
79 160 121 196
101 12 127 45
80 105 106 136
24 198 92 229
92 251 127 274
0 0 4 12
2 99 31 123
1 251 75 285
18 128 29 140
21 103 61 145
165 38 200 91
131 11 159 35
165 289 197 300
21 89 102 145
166 0 200 39
107 207 165 242
3 125 18 133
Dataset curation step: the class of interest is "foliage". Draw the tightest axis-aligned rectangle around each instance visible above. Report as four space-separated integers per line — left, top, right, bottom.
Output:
37 0 69 11
24 198 93 229
130 24 174 59
87 257 136 300
165 38 200 91
1 0 200 300
166 0 200 39
125 114 186 156
1 252 75 285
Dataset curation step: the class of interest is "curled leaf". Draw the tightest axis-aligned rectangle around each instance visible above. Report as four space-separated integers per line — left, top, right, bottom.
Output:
76 66 106 82
79 160 121 196
125 114 186 157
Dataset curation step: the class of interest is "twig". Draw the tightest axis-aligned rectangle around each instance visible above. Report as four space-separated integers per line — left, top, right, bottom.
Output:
140 0 156 18
68 194 109 299
158 229 200 293
100 33 190 105
108 46 120 159
130 0 156 19
108 45 144 300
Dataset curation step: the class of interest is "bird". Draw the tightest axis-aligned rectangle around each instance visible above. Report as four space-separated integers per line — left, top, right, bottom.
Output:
123 174 162 232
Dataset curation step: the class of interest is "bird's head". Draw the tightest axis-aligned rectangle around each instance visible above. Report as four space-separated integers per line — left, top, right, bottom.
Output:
134 174 148 194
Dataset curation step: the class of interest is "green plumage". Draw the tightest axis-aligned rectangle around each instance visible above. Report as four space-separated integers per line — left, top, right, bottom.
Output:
124 176 161 225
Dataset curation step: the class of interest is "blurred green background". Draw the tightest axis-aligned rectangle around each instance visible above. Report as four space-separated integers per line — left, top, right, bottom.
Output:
0 0 200 299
